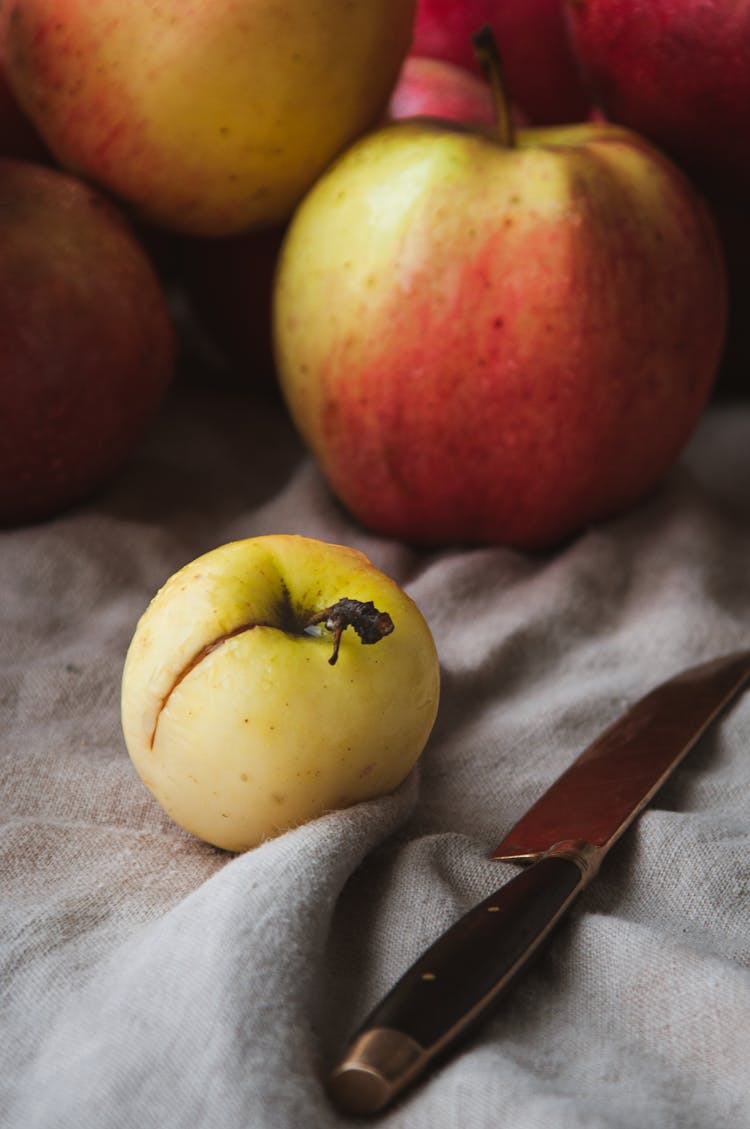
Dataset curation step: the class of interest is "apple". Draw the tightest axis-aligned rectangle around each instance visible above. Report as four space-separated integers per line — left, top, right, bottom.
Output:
564 0 750 197
388 56 496 127
0 159 175 526
273 32 727 551
3 0 416 237
120 535 440 853
412 0 591 124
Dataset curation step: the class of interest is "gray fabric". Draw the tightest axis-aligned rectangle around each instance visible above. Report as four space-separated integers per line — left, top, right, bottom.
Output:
2 385 749 1128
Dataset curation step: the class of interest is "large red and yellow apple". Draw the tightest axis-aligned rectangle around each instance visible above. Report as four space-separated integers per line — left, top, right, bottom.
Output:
3 0 416 236
273 39 727 550
121 535 440 853
565 0 750 197
0 159 174 526
412 0 591 124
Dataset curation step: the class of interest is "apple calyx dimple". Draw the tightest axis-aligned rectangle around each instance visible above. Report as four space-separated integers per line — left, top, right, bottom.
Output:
306 598 395 665
472 24 515 149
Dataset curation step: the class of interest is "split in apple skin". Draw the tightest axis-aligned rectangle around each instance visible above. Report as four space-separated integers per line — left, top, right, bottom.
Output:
149 596 396 748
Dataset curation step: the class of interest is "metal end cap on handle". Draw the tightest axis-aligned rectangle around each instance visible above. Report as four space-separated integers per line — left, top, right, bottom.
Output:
327 1028 426 1115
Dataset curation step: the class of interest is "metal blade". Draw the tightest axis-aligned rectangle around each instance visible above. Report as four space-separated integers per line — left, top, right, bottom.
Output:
493 650 750 863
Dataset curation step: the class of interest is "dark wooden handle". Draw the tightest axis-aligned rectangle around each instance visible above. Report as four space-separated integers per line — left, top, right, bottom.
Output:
328 853 588 1115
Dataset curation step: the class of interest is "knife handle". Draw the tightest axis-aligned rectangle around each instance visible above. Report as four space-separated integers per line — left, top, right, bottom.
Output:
328 840 600 1116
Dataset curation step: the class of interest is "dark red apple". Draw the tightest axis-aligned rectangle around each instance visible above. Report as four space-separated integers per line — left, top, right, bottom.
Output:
412 0 591 124
0 159 175 525
565 0 750 197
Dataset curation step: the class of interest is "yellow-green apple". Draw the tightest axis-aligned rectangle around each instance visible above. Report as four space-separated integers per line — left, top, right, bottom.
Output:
121 535 440 853
3 0 416 236
0 159 174 526
412 0 591 123
388 56 496 126
565 0 750 196
273 34 727 550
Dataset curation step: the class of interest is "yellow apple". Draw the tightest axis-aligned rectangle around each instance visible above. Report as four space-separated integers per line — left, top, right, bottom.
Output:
121 535 440 852
4 0 416 235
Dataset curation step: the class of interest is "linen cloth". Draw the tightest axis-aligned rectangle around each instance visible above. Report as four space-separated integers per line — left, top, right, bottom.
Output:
1 381 749 1129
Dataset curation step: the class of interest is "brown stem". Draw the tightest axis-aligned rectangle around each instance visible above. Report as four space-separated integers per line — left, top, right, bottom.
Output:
472 24 515 148
306 598 394 666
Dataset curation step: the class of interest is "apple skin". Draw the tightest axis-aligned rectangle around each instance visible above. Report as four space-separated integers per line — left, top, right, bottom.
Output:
3 0 416 236
412 0 591 124
564 0 750 197
273 120 727 550
0 159 175 525
121 535 440 853
388 56 496 127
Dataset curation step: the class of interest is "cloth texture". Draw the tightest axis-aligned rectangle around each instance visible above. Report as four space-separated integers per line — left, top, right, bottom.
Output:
1 383 749 1129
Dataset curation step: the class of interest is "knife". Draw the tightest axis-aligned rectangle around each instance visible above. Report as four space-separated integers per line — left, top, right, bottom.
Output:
327 649 750 1116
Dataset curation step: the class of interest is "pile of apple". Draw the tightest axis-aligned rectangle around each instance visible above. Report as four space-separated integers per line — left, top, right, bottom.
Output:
1 0 746 547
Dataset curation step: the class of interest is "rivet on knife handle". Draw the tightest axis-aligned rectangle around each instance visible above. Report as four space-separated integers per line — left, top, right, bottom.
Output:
328 649 750 1116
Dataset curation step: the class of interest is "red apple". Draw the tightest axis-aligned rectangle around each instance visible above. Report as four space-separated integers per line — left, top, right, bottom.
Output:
0 160 175 525
412 0 591 124
273 36 727 550
565 0 750 198
388 56 496 127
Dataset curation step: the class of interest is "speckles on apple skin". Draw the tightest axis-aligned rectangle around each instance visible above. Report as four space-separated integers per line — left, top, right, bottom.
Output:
303 160 725 550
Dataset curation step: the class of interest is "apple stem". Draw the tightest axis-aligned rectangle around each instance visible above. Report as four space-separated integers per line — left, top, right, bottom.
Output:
472 24 515 148
306 599 394 666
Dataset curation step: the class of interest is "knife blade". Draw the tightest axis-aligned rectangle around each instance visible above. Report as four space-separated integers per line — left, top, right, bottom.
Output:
328 649 750 1116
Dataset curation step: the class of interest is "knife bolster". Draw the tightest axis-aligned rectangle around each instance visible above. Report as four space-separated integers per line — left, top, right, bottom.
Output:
543 839 602 880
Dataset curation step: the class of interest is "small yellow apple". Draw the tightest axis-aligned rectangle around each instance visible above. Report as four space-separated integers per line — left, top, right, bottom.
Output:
121 535 440 852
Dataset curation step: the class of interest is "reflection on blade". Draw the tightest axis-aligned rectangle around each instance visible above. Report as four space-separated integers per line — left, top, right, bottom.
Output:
493 650 750 863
